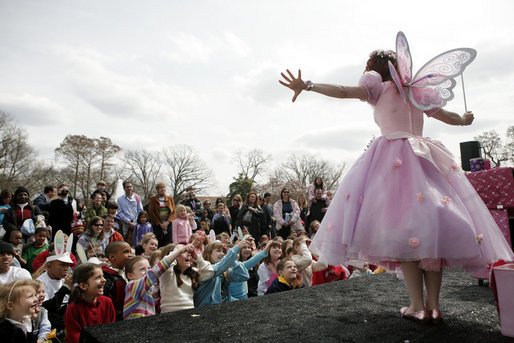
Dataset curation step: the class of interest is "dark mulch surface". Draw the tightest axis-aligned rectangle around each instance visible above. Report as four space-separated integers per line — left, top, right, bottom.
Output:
82 269 514 343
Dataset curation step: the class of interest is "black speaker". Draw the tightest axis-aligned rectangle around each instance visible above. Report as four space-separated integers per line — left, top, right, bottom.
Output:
460 141 482 171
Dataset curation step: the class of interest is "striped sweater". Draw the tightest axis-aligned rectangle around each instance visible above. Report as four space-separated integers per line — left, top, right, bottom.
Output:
123 258 171 319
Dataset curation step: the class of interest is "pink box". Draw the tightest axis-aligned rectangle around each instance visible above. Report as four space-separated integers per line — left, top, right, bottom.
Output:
466 167 514 209
493 264 514 337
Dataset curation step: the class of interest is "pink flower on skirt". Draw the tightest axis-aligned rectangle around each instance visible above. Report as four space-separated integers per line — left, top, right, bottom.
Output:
328 224 334 231
441 196 452 205
345 193 350 199
416 193 424 203
476 234 484 244
393 157 403 168
409 238 420 248
359 196 364 204
451 163 459 171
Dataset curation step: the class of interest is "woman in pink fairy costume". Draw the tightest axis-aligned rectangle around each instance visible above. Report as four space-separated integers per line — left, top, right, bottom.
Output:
280 32 514 323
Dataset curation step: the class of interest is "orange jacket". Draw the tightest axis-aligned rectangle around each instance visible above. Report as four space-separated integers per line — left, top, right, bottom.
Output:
148 194 176 226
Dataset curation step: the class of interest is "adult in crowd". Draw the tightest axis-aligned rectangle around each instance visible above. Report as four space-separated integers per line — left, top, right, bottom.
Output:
148 182 176 247
229 194 242 228
2 186 43 240
262 192 275 238
0 240 31 284
308 177 327 207
48 184 75 239
101 214 124 250
90 180 111 202
297 194 308 226
236 191 266 241
180 187 202 226
77 216 105 251
116 180 143 245
273 188 302 239
85 192 108 223
203 199 214 220
32 185 56 212
307 188 330 228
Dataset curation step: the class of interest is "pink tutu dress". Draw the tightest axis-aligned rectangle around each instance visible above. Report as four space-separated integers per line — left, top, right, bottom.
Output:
309 71 514 272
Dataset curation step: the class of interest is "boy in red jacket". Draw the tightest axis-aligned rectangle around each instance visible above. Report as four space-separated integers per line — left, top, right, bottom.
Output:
102 241 133 320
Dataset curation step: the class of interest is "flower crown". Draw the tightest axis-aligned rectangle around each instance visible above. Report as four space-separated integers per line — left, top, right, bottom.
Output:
370 49 396 59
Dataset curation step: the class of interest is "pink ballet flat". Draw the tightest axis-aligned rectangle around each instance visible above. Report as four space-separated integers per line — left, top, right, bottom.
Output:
428 309 443 324
400 307 427 322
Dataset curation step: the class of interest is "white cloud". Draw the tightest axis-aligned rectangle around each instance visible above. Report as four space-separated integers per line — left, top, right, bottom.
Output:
0 92 66 126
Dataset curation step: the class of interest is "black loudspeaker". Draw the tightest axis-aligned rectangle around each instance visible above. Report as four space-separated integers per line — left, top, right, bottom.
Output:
460 141 482 171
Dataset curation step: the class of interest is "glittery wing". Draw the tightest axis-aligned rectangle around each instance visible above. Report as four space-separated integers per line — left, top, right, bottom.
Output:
388 61 406 103
408 48 477 110
396 31 412 85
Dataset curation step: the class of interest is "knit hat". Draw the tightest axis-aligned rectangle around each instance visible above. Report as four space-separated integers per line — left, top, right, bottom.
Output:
0 240 15 256
14 186 30 199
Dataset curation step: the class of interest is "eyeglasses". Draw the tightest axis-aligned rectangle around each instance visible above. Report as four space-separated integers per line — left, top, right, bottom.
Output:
92 223 103 227
233 199 241 202
282 191 290 194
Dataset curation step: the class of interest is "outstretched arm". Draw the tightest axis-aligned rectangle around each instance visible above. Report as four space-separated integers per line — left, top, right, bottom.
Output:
430 109 474 126
279 69 368 102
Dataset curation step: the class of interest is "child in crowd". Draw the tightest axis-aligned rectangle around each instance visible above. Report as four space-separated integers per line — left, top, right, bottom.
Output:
102 241 133 321
307 177 327 208
159 244 213 313
193 237 252 307
281 239 293 259
230 239 272 300
211 203 232 236
308 220 320 239
257 240 282 295
37 251 73 301
124 244 195 319
64 263 115 343
199 209 211 233
106 201 122 234
31 235 77 273
133 211 153 247
0 279 39 343
291 237 327 287
85 242 103 260
27 280 51 343
217 232 230 245
76 216 104 251
265 258 305 294
189 232 209 255
172 205 196 244
6 229 26 266
141 234 159 260
22 228 49 274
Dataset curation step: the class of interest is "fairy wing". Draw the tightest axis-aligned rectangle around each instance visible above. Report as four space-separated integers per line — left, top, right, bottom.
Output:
395 31 412 84
409 48 477 110
388 61 407 103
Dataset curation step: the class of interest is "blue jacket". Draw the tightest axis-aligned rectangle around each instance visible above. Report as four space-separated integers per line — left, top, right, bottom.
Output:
194 246 249 307
229 250 268 300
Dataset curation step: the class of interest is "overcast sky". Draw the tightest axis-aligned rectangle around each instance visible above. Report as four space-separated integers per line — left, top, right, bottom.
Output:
1 0 513 195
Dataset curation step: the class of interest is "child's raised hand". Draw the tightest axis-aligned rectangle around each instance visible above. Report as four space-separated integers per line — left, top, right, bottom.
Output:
185 244 198 260
279 69 307 102
64 273 73 289
264 239 273 254
236 236 253 249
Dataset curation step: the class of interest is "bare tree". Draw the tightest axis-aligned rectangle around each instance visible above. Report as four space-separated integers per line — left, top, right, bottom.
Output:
475 129 510 167
233 149 271 181
163 145 214 200
55 135 97 202
96 137 121 181
123 149 163 203
0 112 37 192
275 153 346 192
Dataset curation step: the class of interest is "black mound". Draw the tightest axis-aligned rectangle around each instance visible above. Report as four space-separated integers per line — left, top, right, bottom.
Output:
81 269 512 343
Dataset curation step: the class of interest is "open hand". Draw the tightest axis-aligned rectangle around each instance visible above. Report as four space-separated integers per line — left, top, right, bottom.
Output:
279 69 307 102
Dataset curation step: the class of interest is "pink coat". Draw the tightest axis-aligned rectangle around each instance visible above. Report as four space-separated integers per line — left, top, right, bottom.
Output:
172 217 196 244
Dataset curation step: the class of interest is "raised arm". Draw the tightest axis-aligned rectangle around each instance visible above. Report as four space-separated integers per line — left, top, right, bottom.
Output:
279 69 368 102
429 109 474 126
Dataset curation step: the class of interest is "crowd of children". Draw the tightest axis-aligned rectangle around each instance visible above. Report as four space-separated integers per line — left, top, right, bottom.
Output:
0 178 369 343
